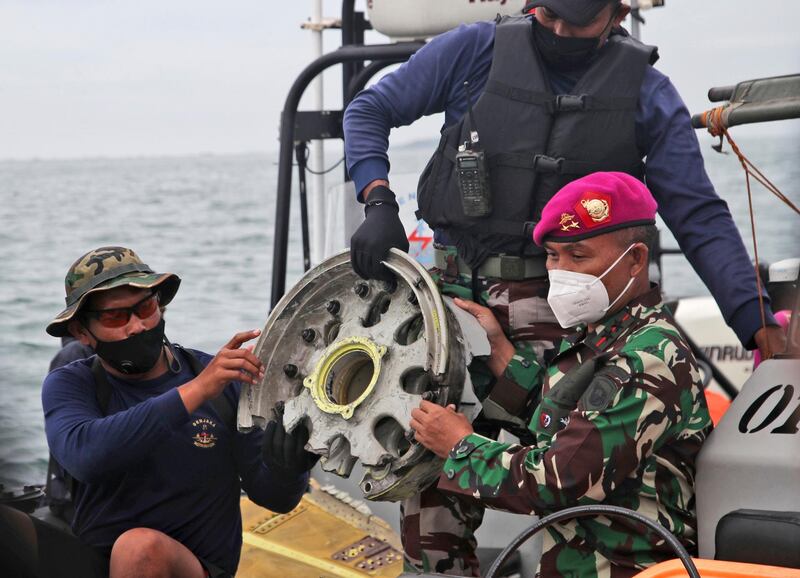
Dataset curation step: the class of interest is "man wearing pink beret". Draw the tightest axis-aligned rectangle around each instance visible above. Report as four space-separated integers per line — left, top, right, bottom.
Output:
348 0 784 572
412 172 713 577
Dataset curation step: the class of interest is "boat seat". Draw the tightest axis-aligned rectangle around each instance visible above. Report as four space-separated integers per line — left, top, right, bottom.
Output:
715 509 800 569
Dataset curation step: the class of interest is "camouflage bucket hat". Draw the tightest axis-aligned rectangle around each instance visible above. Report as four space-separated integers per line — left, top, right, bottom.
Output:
46 246 181 337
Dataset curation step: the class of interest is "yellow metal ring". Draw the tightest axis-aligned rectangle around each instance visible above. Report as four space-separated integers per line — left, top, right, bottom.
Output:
303 337 386 419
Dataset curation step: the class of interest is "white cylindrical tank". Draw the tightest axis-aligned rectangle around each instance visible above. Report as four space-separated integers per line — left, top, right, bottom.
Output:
366 0 666 41
367 0 527 40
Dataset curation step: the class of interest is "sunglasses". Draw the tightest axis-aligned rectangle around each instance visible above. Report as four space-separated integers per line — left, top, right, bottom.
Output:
82 291 160 328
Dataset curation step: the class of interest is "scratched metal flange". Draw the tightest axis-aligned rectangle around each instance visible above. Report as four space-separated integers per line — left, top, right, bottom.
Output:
238 249 486 501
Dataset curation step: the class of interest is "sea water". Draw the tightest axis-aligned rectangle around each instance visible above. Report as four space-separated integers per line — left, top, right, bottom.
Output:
1 135 798 488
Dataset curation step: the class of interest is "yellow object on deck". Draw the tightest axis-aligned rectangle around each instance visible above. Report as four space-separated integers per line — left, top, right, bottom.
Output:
237 479 403 578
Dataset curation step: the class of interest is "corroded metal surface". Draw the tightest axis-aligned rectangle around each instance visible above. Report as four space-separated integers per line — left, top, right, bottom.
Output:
239 249 486 501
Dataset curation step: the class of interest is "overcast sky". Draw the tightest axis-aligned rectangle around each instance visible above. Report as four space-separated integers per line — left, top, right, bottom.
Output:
1 0 798 160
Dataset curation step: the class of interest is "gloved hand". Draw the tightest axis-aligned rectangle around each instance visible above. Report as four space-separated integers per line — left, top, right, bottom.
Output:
262 420 320 479
350 185 410 281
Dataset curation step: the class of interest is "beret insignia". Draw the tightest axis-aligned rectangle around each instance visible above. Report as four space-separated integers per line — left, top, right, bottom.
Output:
581 198 610 223
575 191 613 229
559 213 581 232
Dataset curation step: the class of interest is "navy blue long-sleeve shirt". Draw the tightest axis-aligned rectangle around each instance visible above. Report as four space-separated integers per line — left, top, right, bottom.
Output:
42 350 308 575
343 19 774 348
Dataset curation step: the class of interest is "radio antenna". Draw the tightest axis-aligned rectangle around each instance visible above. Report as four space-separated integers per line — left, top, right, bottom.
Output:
463 81 480 147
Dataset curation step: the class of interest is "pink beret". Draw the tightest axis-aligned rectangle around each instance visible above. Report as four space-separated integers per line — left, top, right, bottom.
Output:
532 172 658 246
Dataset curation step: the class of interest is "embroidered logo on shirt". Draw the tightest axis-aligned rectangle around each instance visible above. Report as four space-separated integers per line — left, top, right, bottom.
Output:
540 412 552 429
192 417 218 448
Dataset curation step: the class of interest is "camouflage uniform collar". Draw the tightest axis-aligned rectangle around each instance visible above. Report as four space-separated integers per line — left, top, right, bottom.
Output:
583 284 663 353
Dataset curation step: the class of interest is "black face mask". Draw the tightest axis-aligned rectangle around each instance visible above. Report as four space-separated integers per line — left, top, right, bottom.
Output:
89 318 166 375
533 11 617 71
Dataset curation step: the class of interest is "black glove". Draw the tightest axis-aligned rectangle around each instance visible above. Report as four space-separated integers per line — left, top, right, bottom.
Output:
350 185 410 281
262 420 320 479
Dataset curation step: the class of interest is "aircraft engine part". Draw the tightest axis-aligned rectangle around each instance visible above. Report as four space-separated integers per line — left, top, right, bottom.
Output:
239 249 487 501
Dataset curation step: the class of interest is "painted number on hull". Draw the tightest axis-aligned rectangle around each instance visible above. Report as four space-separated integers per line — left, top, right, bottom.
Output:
739 383 800 434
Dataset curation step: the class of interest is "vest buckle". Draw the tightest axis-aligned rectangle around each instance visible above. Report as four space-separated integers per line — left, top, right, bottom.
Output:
522 221 537 237
555 94 587 112
533 154 563 174
499 255 525 281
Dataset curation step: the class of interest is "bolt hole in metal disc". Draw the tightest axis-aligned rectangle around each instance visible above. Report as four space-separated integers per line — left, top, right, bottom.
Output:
394 313 424 345
324 321 341 345
400 367 430 395
374 416 412 457
239 249 487 501
362 292 392 328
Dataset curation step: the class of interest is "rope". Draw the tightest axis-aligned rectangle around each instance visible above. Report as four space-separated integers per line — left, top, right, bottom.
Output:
701 106 800 216
702 108 800 357
305 155 345 175
742 151 769 355
723 129 800 357
289 148 346 175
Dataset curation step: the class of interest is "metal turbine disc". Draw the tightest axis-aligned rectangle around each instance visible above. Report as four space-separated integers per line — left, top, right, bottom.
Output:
239 249 484 501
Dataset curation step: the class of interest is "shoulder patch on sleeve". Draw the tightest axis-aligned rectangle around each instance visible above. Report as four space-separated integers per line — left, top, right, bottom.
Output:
579 365 629 412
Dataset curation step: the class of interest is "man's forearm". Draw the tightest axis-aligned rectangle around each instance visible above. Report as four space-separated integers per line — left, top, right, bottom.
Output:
487 338 516 377
177 377 222 415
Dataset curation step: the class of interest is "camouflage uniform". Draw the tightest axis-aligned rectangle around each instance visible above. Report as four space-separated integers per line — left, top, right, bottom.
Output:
436 286 713 577
401 246 568 576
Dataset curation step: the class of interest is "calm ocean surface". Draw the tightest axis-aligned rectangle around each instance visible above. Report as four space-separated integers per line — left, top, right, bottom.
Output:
1 135 798 488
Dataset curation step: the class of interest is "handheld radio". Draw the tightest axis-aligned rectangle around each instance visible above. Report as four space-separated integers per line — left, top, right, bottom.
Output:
456 81 492 217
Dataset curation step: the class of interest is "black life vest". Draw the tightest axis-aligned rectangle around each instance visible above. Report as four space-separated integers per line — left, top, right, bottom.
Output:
417 16 658 268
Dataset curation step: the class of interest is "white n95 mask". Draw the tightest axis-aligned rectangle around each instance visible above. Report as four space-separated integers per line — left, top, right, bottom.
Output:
547 244 636 329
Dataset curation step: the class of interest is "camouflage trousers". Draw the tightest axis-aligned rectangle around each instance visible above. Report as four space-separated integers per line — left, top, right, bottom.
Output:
401 256 567 576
